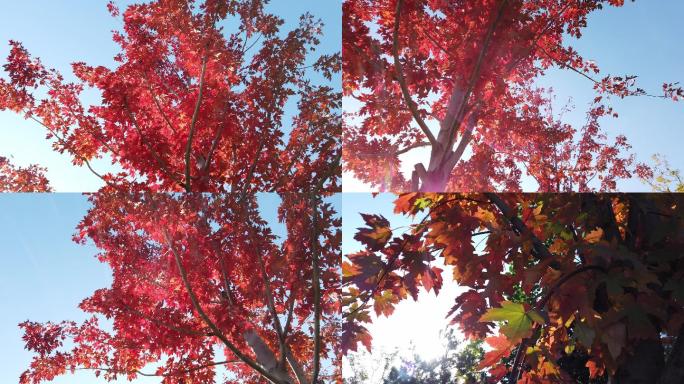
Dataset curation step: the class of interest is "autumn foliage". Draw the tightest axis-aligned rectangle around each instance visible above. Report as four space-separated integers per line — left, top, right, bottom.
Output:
343 193 684 382
0 156 51 192
0 0 340 193
343 0 681 191
19 191 341 384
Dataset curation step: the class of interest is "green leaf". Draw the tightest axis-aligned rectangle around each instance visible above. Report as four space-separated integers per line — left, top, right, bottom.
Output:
625 304 656 339
479 301 526 322
500 315 533 343
414 197 433 210
560 229 574 241
602 274 628 297
479 301 536 343
527 309 546 325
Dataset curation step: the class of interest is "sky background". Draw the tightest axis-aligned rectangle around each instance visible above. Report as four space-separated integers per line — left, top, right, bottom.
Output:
343 1 684 192
0 192 340 383
342 193 464 382
0 0 341 192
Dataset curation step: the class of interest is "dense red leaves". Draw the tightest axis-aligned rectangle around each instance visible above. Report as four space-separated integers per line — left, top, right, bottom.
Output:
20 191 341 384
343 193 684 382
0 156 51 192
0 0 340 193
342 0 679 192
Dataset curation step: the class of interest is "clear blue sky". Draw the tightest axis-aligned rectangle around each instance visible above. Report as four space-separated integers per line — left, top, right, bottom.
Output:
531 0 684 191
0 0 341 192
0 192 340 383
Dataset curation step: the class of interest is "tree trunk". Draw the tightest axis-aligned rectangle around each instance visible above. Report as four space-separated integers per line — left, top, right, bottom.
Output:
244 329 296 384
418 170 449 191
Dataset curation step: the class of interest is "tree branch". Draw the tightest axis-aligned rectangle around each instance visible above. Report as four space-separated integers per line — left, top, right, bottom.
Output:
27 116 118 190
162 229 288 384
538 44 671 99
310 195 322 384
238 136 266 199
122 305 212 337
443 106 479 171
443 0 509 162
77 359 238 378
396 141 431 155
184 55 209 191
392 0 437 147
283 295 296 340
123 98 185 189
142 71 180 135
253 230 288 364
201 117 227 176
484 193 553 261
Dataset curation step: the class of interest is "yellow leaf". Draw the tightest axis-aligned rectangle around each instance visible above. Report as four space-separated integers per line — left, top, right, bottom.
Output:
342 261 359 277
532 203 547 221
533 203 544 217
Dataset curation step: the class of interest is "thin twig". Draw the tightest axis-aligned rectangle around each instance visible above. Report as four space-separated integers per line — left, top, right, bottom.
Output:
27 116 119 190
396 141 431 155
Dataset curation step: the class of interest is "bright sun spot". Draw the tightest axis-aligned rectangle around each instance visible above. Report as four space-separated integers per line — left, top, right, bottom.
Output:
367 266 466 361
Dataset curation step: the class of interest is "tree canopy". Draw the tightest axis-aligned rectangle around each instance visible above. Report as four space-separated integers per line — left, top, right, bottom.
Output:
343 0 682 192
0 156 51 192
343 193 684 383
0 0 340 193
20 191 341 384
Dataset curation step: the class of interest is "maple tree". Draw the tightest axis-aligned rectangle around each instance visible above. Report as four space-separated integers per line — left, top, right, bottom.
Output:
0 0 340 193
19 190 341 384
343 0 682 192
0 156 51 192
343 193 684 383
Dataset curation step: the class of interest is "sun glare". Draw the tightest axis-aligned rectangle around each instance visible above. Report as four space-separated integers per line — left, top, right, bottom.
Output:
367 266 466 362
